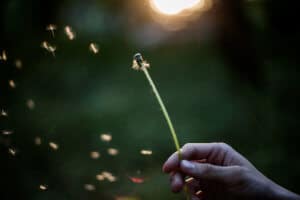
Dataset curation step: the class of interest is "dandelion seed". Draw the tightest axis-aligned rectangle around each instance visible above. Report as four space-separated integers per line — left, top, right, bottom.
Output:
90 151 100 159
195 190 203 196
96 174 105 181
107 148 118 156
41 41 56 56
1 109 8 117
26 99 35 110
0 50 7 61
46 24 57 37
39 184 47 190
89 43 99 54
129 177 145 184
185 177 194 183
101 171 117 182
8 148 17 156
15 59 23 69
115 196 140 200
64 26 76 40
34 137 42 145
84 184 95 191
9 80 16 88
49 142 59 150
2 130 13 135
140 150 152 156
100 133 112 142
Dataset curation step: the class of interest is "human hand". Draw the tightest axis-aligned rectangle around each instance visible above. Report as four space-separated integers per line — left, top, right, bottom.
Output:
163 143 300 200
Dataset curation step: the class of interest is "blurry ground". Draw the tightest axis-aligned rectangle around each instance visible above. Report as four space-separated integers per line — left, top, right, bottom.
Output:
0 0 300 199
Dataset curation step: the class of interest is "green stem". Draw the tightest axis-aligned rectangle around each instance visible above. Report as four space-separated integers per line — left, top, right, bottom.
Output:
142 68 181 157
142 67 189 200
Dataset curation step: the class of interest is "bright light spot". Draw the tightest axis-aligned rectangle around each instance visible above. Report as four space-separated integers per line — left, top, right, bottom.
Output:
151 0 202 15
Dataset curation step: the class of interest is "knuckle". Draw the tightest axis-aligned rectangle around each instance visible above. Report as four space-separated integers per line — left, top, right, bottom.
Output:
217 142 232 152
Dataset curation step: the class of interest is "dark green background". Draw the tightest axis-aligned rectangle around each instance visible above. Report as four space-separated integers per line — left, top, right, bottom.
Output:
1 0 299 199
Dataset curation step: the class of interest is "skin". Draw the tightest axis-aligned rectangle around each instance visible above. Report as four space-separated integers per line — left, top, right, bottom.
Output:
163 143 300 200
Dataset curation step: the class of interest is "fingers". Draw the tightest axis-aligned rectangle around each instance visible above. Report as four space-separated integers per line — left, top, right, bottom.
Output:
163 143 231 173
180 160 242 183
169 172 184 193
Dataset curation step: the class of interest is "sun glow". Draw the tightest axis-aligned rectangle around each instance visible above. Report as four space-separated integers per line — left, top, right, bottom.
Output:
151 0 202 15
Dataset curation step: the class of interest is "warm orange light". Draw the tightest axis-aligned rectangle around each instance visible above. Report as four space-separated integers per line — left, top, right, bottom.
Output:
150 0 202 15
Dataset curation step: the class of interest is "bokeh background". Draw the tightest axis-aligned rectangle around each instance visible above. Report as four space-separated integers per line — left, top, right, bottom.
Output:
1 0 300 199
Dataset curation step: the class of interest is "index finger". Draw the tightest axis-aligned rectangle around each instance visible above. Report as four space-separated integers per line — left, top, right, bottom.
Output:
162 143 222 173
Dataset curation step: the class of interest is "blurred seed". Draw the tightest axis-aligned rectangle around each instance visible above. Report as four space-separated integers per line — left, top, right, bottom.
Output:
195 190 203 196
35 137 42 145
46 24 57 37
8 148 17 156
49 142 59 150
1 109 8 117
140 150 152 156
39 184 47 190
0 50 7 61
41 41 56 56
84 184 95 191
15 59 22 69
100 133 112 142
89 43 99 54
90 151 100 159
107 148 118 156
26 99 35 110
185 177 194 183
9 80 16 88
64 26 75 40
96 174 105 181
2 130 13 135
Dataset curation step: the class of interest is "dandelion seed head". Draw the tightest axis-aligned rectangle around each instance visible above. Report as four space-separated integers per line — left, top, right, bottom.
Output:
90 151 100 159
100 133 112 142
26 99 35 110
107 148 118 156
9 80 16 88
89 43 99 54
49 142 59 150
132 53 150 70
64 26 76 40
39 184 47 190
84 184 95 191
140 150 153 155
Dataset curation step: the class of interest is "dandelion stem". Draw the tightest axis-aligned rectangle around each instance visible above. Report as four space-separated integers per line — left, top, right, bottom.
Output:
142 67 182 159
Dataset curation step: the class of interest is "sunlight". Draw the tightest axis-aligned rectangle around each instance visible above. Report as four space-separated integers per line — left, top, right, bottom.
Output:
150 0 202 15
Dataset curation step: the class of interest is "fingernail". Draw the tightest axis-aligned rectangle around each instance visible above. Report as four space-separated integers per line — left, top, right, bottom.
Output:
181 160 195 171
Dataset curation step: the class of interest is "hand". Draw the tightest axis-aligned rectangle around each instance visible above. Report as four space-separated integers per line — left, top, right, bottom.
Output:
163 143 300 200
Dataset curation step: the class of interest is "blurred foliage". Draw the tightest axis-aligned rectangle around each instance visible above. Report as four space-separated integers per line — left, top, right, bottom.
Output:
0 0 300 199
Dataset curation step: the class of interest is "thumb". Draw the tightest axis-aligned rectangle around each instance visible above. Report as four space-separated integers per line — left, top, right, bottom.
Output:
180 160 239 183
